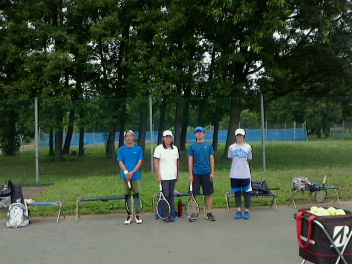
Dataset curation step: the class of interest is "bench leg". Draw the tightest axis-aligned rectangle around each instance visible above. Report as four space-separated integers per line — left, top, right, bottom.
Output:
57 202 65 223
76 199 81 222
333 189 342 205
271 197 279 212
290 190 297 208
225 192 231 213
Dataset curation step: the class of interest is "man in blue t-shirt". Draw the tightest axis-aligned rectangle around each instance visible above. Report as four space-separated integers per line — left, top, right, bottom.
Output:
118 130 143 225
188 126 216 222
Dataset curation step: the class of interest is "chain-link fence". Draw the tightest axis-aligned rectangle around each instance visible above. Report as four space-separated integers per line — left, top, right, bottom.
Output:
0 95 351 181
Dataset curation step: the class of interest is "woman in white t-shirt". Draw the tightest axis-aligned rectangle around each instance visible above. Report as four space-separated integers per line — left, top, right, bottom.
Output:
154 130 180 222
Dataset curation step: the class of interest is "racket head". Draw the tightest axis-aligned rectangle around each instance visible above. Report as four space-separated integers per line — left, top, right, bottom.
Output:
125 195 133 215
134 195 142 214
156 183 171 219
157 198 171 219
185 183 199 218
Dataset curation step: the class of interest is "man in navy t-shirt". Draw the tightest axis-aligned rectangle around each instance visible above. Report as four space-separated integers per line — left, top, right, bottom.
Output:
188 126 216 222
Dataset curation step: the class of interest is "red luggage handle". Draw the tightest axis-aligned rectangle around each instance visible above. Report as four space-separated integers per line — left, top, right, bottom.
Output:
296 211 316 249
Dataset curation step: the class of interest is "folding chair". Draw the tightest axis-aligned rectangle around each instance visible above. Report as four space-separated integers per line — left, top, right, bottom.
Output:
0 180 14 208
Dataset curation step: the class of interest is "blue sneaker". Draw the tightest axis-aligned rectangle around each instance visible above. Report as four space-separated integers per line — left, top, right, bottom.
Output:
244 211 250 220
235 211 242 219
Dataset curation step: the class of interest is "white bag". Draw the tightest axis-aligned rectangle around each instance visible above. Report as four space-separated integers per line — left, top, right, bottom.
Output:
6 203 29 228
292 177 312 191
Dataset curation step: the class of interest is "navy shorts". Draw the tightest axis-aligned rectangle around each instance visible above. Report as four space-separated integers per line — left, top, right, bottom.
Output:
231 178 252 193
193 174 214 196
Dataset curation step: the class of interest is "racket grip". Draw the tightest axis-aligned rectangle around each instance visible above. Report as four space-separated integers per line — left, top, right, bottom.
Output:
127 180 131 188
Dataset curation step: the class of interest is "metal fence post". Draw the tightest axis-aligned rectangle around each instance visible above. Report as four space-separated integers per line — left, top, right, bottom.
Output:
149 95 154 173
35 97 40 183
260 94 266 172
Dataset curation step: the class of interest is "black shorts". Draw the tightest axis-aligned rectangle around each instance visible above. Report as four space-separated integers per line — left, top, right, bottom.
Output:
231 178 252 192
193 174 214 196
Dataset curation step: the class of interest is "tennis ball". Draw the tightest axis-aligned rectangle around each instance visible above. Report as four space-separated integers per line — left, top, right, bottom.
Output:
315 207 329 216
327 207 337 216
310 206 319 214
335 209 346 215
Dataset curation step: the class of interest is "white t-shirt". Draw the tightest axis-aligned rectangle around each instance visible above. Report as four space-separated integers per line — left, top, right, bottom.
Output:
228 143 252 179
153 144 179 180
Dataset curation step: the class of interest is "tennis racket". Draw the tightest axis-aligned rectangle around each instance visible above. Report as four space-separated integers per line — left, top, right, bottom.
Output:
126 179 133 215
156 183 171 219
125 194 133 216
185 183 200 222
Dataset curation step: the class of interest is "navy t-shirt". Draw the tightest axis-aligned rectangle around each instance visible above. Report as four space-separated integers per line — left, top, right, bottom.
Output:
188 142 214 175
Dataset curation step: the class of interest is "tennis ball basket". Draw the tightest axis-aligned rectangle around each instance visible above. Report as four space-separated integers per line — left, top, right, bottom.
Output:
295 208 352 264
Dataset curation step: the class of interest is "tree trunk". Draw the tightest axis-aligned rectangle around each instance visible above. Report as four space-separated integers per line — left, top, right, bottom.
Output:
78 111 85 157
174 85 183 147
106 123 116 160
78 127 84 157
180 89 191 151
212 102 221 151
62 109 75 155
223 100 242 158
317 128 322 139
118 102 127 148
54 131 63 161
138 108 147 152
197 99 206 126
0 107 20 155
157 97 168 144
49 128 54 156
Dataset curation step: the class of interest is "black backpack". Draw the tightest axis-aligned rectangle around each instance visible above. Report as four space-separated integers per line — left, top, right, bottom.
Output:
251 180 270 194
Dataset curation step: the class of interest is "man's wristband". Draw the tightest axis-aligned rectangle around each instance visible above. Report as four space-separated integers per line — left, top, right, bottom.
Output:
124 170 128 175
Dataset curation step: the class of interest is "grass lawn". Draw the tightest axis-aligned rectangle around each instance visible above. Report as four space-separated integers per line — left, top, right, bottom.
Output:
1 139 351 216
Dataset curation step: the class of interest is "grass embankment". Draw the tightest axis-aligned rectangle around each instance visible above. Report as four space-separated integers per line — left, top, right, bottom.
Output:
1 140 351 216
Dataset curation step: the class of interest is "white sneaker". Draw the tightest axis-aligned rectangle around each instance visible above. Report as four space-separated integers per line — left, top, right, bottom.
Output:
135 215 143 224
124 215 133 225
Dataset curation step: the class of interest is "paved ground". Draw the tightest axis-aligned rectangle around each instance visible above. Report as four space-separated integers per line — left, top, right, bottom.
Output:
1 187 350 264
1 203 347 264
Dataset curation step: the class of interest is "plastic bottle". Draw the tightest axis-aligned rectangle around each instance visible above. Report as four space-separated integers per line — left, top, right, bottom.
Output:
178 199 183 217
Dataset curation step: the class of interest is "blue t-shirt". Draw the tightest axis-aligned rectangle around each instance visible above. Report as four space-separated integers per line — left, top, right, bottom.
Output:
118 145 144 180
188 142 214 175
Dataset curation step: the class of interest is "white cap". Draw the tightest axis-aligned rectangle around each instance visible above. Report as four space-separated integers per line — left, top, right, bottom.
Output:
124 130 135 137
235 128 246 136
163 130 173 137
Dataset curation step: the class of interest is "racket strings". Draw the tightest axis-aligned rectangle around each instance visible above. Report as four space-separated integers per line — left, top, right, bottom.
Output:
157 198 170 219
125 195 133 215
134 196 142 213
186 196 199 217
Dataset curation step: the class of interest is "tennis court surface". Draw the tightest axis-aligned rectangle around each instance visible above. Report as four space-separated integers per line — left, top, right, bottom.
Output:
2 202 351 264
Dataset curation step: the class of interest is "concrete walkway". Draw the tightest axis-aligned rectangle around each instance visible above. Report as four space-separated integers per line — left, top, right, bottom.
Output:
2 200 352 264
2 202 334 264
